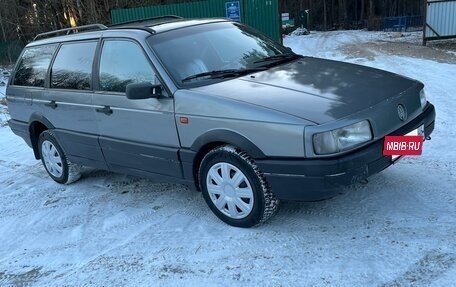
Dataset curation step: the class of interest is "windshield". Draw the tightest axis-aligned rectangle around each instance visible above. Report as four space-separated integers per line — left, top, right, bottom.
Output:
148 22 295 86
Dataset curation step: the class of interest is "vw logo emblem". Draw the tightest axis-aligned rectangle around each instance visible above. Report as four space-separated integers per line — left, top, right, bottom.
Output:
397 104 407 121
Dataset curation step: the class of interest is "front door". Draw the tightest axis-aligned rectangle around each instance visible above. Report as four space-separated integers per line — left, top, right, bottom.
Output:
93 39 181 178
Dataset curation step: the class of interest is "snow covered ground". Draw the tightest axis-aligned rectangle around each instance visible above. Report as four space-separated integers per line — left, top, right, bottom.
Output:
1 31 456 286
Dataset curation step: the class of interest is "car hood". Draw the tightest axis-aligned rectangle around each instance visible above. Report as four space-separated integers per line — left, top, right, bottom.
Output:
191 57 421 124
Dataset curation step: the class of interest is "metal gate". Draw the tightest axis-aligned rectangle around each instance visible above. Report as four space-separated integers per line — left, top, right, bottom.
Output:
111 0 280 42
423 0 456 45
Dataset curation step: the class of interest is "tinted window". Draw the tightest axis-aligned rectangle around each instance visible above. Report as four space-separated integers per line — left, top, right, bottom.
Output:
13 45 57 87
99 40 156 93
51 41 97 90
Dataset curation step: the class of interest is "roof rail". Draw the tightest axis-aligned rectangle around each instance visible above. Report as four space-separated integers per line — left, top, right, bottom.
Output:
33 24 108 41
109 15 183 28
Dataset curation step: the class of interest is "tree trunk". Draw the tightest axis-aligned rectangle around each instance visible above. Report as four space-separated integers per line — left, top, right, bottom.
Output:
368 0 374 19
308 0 312 29
0 9 12 63
338 0 348 29
323 0 327 31
355 0 358 21
76 0 83 25
360 0 365 21
368 0 375 30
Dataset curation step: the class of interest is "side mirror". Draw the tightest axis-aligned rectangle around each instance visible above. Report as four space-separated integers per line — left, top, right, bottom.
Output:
126 82 162 100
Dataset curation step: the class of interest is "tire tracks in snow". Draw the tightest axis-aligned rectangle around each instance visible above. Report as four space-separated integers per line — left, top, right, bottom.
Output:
383 250 456 287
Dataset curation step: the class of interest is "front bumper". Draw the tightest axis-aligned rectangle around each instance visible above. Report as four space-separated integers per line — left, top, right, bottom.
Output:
256 103 436 201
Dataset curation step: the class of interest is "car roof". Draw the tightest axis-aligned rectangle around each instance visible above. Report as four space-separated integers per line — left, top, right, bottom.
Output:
145 18 228 33
27 17 230 47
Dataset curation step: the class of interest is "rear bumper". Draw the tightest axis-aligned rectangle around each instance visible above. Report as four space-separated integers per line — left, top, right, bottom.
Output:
257 103 436 201
8 119 32 148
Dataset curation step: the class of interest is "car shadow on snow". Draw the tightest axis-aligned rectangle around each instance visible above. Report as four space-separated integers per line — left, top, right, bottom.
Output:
64 166 436 232
73 166 399 228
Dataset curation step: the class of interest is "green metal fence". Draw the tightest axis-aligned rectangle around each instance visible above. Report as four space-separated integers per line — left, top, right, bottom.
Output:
111 0 280 42
242 0 279 41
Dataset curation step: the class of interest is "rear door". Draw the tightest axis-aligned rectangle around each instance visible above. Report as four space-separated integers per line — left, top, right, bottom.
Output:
44 40 106 169
93 39 181 178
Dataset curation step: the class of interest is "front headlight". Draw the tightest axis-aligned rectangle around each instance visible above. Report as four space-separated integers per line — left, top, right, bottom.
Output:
420 89 427 109
313 120 373 155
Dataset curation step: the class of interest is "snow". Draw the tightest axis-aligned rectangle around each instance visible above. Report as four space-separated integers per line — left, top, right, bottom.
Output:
1 31 456 286
0 70 10 127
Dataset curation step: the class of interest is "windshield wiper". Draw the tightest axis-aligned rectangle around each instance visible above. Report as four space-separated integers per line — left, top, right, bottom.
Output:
253 53 301 64
181 68 266 83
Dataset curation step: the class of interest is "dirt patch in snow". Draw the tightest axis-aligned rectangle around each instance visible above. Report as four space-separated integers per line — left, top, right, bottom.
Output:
342 38 456 64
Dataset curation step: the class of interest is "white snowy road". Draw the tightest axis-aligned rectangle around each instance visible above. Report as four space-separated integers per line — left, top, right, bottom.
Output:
0 31 456 286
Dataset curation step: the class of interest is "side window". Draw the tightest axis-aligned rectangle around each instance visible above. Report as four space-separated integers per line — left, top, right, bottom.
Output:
13 45 57 87
51 41 97 90
99 40 156 93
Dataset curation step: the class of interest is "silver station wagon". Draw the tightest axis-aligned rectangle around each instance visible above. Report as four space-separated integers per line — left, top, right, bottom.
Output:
6 16 435 227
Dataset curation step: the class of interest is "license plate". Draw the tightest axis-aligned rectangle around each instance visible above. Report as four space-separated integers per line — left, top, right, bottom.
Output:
383 125 424 162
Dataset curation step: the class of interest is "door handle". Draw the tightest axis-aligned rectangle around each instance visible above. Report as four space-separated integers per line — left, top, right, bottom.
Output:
44 101 57 109
96 106 113 115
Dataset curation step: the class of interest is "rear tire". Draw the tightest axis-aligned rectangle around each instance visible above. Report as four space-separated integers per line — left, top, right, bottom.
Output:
199 145 279 227
38 130 81 184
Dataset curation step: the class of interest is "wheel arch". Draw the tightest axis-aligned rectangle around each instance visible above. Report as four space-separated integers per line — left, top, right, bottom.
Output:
189 129 266 190
28 113 55 159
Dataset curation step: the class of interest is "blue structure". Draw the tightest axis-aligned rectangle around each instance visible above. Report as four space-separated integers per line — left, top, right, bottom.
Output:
384 16 422 32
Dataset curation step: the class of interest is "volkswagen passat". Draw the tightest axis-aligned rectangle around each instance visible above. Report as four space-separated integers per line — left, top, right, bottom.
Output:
6 17 435 227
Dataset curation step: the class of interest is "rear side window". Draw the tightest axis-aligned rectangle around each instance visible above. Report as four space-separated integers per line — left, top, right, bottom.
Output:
51 41 97 90
99 40 156 93
13 45 57 87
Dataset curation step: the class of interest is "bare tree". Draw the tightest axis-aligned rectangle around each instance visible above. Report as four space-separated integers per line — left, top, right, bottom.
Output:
0 0 425 64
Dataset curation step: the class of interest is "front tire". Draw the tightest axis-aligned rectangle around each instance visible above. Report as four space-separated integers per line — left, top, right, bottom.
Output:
199 145 279 227
38 130 81 184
